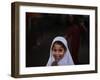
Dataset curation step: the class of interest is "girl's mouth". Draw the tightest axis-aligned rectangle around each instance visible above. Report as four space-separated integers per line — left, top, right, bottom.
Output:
54 55 62 61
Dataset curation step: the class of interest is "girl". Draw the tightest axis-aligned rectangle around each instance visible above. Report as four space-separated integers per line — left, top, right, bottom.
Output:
46 36 74 66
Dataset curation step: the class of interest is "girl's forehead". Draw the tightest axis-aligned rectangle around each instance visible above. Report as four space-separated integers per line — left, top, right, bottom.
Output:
53 43 65 49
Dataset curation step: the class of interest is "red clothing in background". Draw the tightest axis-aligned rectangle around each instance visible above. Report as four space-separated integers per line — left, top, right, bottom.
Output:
65 24 86 64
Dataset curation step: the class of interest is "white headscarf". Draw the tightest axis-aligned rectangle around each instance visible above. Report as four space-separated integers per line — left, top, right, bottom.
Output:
46 36 74 66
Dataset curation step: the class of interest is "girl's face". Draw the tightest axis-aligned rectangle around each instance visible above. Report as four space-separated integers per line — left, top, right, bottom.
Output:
52 43 65 61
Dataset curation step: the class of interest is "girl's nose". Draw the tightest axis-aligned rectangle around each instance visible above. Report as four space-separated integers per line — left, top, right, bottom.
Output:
55 51 59 55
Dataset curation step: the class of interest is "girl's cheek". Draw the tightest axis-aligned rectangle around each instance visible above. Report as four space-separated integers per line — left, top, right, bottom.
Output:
59 51 64 55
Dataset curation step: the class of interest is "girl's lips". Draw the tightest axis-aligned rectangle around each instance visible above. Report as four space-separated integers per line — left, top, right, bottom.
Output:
54 55 62 61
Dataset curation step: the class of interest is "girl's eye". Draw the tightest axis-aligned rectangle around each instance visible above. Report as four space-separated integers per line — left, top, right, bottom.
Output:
59 49 62 52
53 49 57 52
